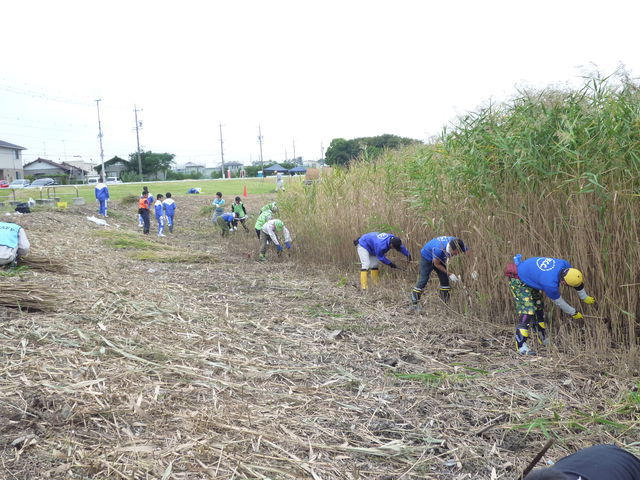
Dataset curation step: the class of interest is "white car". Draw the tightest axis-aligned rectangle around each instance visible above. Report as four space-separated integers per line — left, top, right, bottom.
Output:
106 177 122 184
9 179 31 189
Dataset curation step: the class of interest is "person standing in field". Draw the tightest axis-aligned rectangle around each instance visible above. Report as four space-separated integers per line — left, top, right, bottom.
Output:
354 232 411 290
276 171 285 192
211 192 225 224
231 196 248 231
410 236 468 306
163 192 176 233
0 221 30 267
138 187 153 227
154 194 165 237
94 179 109 217
138 191 151 235
259 219 291 261
506 254 595 355
524 443 640 479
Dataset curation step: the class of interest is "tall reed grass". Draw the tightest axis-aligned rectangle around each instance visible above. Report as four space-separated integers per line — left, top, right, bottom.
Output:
281 73 640 364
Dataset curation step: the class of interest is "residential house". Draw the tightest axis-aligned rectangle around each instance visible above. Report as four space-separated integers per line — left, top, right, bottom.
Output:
0 140 26 181
23 158 89 183
303 159 324 169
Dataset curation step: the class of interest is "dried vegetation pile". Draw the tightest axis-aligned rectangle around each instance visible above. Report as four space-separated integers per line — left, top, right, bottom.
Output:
0 196 638 479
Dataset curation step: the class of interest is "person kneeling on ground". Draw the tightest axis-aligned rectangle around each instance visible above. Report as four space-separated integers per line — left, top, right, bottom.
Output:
525 443 640 479
259 219 291 261
507 254 595 355
354 232 411 290
411 236 467 306
0 221 30 267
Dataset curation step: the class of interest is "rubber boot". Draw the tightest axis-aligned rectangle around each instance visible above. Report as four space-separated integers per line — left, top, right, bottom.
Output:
370 268 380 285
439 286 451 303
360 270 368 290
516 315 536 355
169 225 173 233
411 288 423 305
535 310 548 345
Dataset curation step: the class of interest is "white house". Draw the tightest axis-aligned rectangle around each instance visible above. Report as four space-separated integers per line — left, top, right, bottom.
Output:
0 140 26 181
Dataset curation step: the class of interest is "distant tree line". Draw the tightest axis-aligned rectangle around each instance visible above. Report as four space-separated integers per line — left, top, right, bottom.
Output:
325 134 422 166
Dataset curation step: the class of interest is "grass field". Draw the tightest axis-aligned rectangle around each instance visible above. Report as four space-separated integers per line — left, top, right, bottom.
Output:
0 176 300 205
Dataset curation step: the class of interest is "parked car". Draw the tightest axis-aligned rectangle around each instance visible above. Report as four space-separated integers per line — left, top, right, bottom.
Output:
29 178 55 188
0 180 9 188
8 179 30 189
106 176 122 184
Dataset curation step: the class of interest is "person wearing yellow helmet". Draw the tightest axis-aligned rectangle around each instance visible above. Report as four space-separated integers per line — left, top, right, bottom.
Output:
258 218 292 261
506 255 596 355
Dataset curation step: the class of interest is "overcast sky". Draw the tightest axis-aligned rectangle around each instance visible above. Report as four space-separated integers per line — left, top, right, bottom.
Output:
2 0 639 168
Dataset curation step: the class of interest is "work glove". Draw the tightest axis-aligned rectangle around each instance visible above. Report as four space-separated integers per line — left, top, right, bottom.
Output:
389 262 398 269
571 311 584 320
583 296 596 305
471 271 479 280
276 245 283 253
285 241 291 249
449 274 460 283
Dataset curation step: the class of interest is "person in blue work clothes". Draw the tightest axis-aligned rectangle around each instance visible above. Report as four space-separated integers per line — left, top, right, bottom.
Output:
163 193 176 233
525 443 640 479
506 254 596 355
354 232 411 290
411 236 468 306
95 179 109 217
153 194 165 237
217 212 236 237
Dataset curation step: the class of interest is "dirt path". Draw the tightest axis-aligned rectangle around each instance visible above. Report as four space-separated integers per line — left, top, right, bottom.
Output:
1 194 638 479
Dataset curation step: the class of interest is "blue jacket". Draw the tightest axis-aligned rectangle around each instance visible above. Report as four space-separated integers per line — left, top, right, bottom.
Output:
221 213 235 223
358 232 410 266
420 236 457 262
95 184 109 201
154 200 164 219
164 198 176 217
517 257 572 300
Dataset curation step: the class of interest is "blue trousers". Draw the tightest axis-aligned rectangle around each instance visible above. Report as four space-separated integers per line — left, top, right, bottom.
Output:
98 199 107 216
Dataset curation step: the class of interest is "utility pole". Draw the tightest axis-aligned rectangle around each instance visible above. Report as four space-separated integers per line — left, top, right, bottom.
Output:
292 139 296 164
258 125 264 177
321 142 325 163
219 122 225 179
95 99 105 181
134 105 143 182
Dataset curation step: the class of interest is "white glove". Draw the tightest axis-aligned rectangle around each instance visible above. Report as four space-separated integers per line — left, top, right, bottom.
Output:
471 271 479 280
449 274 460 283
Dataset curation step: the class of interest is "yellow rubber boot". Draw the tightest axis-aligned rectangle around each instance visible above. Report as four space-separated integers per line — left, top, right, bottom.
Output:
370 268 380 285
360 270 368 290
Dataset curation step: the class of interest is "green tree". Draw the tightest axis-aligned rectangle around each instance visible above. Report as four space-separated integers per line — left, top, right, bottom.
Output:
325 135 421 166
126 151 175 179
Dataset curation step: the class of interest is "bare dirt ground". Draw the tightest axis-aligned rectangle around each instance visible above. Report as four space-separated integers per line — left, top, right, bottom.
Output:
1 193 638 479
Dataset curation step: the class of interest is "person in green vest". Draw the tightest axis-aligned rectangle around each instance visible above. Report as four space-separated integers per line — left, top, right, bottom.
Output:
254 208 274 239
260 202 277 214
0 221 30 267
231 196 249 232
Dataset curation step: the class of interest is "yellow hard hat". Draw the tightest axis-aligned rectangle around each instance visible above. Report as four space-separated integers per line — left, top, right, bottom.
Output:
563 268 583 287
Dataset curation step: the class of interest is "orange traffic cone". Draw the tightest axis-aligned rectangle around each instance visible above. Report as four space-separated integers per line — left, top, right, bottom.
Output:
243 185 248 197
